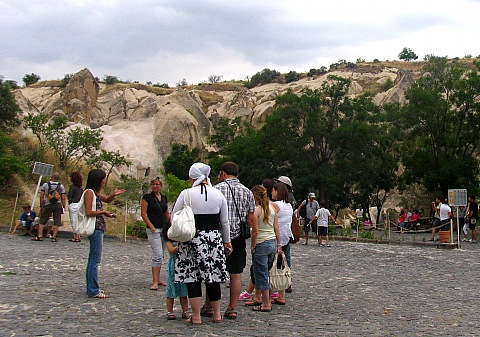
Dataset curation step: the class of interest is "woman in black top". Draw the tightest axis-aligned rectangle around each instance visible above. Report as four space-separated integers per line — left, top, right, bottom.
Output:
141 177 171 290
68 171 83 242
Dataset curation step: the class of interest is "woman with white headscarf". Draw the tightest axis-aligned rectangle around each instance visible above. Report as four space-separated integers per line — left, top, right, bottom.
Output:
173 162 231 324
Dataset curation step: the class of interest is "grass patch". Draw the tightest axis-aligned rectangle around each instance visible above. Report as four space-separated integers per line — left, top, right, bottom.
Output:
100 83 173 96
0 272 17 276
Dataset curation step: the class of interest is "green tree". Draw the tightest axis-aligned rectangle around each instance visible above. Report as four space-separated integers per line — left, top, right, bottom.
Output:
399 58 480 195
208 75 223 83
248 68 281 88
163 143 200 180
46 118 102 169
23 113 49 155
24 114 102 169
0 130 28 185
398 47 418 62
22 73 41 86
104 75 119 85
86 149 131 184
0 81 21 129
285 71 299 83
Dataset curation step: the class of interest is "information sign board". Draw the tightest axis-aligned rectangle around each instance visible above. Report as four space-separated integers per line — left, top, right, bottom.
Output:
448 189 468 207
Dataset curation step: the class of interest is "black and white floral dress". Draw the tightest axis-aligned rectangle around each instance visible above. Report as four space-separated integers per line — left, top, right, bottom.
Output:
173 186 230 284
175 230 228 283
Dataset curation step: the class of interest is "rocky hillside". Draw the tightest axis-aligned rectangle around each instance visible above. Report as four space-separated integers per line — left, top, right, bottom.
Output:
13 62 421 178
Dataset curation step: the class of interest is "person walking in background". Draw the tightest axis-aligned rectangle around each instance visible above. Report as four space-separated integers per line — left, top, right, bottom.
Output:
309 200 336 247
467 195 478 243
429 197 442 241
297 193 320 245
271 182 293 304
162 221 189 320
32 172 66 242
68 172 83 243
174 162 231 324
141 177 171 290
457 205 468 241
84 169 126 299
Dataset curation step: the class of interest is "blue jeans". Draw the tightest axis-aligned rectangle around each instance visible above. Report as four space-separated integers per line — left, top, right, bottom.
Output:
282 242 291 267
252 239 276 290
86 229 104 297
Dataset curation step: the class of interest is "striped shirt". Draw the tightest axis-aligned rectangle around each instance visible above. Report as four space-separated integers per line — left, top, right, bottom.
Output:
215 178 255 240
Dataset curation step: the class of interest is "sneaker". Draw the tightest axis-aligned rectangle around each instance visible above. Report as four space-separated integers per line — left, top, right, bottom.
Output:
238 291 253 301
468 239 473 242
471 240 477 243
271 292 279 299
326 244 331 247
462 238 468 242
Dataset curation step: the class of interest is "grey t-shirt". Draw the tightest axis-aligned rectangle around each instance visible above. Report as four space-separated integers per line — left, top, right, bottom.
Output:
301 200 320 219
42 181 66 205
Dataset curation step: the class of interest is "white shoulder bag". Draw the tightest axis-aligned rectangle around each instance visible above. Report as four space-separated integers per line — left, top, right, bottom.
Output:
269 251 292 292
168 189 196 242
75 189 97 236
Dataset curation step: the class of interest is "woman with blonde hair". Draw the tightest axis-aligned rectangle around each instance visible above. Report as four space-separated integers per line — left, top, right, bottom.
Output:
248 185 281 312
141 177 171 290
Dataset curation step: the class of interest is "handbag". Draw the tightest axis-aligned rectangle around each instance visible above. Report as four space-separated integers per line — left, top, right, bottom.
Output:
168 189 196 242
75 189 97 236
290 213 301 244
225 182 251 239
269 251 292 292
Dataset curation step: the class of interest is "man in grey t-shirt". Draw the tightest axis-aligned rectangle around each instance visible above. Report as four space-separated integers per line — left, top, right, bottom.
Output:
297 193 320 245
32 172 66 242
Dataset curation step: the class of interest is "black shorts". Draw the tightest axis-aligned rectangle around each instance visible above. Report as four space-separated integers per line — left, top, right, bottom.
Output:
317 226 328 236
303 218 312 233
226 236 246 274
469 218 477 231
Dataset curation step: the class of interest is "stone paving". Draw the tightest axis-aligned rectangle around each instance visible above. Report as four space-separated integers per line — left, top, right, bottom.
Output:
1 230 480 337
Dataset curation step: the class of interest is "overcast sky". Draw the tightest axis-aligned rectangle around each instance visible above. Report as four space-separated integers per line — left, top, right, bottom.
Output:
2 0 480 87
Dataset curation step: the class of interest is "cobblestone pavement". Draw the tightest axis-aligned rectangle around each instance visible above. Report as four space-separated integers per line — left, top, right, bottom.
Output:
1 231 479 337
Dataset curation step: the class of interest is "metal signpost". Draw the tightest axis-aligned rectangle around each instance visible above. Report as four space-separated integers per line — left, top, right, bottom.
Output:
31 162 54 211
448 189 468 247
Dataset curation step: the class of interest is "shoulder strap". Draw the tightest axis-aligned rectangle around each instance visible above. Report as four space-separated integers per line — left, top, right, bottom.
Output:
225 181 242 220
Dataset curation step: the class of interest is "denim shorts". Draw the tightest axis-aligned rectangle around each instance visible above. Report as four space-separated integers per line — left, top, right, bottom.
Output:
252 239 276 291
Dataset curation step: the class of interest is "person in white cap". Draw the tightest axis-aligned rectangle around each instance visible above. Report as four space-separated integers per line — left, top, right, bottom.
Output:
275 176 296 207
173 162 231 324
297 193 320 245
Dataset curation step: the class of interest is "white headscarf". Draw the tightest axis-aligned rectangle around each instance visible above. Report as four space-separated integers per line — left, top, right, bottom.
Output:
189 162 212 187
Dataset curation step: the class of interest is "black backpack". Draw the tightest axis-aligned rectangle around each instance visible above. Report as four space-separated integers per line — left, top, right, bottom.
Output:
298 200 307 218
47 182 62 203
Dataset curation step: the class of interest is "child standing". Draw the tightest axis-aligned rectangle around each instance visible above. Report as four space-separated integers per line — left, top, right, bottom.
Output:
309 200 336 247
162 223 189 320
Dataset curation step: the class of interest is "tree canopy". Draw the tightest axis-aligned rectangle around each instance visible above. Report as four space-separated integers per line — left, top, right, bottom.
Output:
398 58 480 195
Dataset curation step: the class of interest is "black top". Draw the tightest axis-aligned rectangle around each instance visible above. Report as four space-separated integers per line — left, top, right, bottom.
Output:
194 213 221 231
471 201 479 219
142 192 168 228
68 185 83 204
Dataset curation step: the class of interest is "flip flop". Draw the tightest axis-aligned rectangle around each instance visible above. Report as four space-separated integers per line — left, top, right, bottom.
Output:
252 305 272 312
245 300 262 306
200 306 213 317
271 299 286 305
223 308 237 320
186 316 202 325
150 285 158 291
158 282 167 287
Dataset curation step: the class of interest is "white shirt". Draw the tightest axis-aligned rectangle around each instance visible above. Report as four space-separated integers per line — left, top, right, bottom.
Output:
439 204 451 221
274 201 293 246
315 208 331 227
173 186 230 242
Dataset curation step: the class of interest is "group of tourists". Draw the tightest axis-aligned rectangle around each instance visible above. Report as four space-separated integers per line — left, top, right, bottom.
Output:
140 161 296 324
